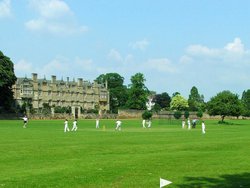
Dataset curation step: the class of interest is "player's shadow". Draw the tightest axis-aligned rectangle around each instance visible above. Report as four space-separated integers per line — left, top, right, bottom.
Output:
176 172 250 188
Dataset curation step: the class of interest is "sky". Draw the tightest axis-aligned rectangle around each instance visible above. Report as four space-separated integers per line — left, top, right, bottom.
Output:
1 0 250 101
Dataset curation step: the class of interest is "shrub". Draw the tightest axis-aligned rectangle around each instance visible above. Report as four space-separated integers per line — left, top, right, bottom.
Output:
184 111 189 119
142 110 152 120
196 109 203 118
86 109 98 114
218 121 233 125
174 111 182 119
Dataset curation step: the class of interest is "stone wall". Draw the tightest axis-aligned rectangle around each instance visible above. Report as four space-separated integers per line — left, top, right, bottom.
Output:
117 109 248 120
118 109 144 119
28 113 117 120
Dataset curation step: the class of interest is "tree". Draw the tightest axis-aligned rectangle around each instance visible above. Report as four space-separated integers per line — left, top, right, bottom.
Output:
170 94 189 111
96 73 124 88
184 111 189 119
153 103 161 112
188 86 205 111
207 90 243 122
241 90 250 117
20 98 33 114
0 51 17 111
154 92 171 110
196 109 203 118
126 73 149 110
96 73 128 113
172 92 180 97
142 110 152 120
42 103 51 116
174 111 182 119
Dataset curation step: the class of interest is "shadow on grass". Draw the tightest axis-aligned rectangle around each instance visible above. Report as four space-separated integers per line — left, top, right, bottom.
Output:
176 172 250 188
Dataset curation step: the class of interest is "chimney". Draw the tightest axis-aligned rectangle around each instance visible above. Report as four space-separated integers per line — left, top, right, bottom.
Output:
51 75 56 84
32 73 37 82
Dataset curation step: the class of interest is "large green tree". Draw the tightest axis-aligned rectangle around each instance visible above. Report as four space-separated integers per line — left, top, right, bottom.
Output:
188 86 205 111
207 90 243 122
126 73 149 110
170 94 189 111
172 92 180 97
96 73 127 113
154 92 171 110
241 90 250 117
0 51 17 111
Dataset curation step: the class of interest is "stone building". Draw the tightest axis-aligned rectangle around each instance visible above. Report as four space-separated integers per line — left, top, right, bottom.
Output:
12 73 109 117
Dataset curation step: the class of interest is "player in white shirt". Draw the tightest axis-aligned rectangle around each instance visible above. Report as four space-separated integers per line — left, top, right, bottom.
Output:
142 119 146 128
115 120 122 131
202 121 206 134
64 119 70 132
23 115 28 128
182 119 185 129
187 118 191 130
147 120 152 128
96 118 100 129
72 119 78 131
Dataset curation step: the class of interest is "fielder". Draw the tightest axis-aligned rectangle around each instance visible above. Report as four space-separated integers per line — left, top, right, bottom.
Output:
96 118 100 129
72 119 78 131
187 118 191 130
147 120 152 128
182 119 185 129
23 115 28 128
115 119 122 131
142 119 146 128
202 121 206 134
64 119 70 132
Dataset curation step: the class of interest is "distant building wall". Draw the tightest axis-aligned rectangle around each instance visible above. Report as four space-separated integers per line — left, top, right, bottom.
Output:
12 73 110 117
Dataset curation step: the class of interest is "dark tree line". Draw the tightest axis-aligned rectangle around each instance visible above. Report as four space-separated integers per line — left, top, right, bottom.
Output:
96 72 250 122
96 72 149 113
0 51 16 112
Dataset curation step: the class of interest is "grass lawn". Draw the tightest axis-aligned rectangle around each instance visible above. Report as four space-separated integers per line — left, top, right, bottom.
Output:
0 119 249 187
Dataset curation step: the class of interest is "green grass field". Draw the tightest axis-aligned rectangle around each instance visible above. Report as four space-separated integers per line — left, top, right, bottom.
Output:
0 119 249 188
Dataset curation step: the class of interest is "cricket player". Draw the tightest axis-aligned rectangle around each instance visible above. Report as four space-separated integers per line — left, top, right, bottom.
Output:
182 119 185 129
115 119 122 131
202 121 206 134
147 120 152 128
187 118 191 130
142 119 146 128
23 115 28 128
72 119 78 131
64 119 70 132
96 118 100 129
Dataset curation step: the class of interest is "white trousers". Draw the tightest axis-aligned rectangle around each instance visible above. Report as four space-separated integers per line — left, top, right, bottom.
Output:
72 125 77 131
202 128 205 134
116 125 121 131
64 125 70 132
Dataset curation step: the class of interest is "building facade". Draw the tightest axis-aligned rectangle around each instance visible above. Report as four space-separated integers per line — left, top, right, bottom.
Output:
12 73 109 117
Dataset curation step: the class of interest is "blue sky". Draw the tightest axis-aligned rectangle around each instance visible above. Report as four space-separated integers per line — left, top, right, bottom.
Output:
1 0 250 101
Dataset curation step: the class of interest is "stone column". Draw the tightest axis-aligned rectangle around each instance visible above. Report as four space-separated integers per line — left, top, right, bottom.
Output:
51 107 55 118
78 106 81 118
71 106 75 119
